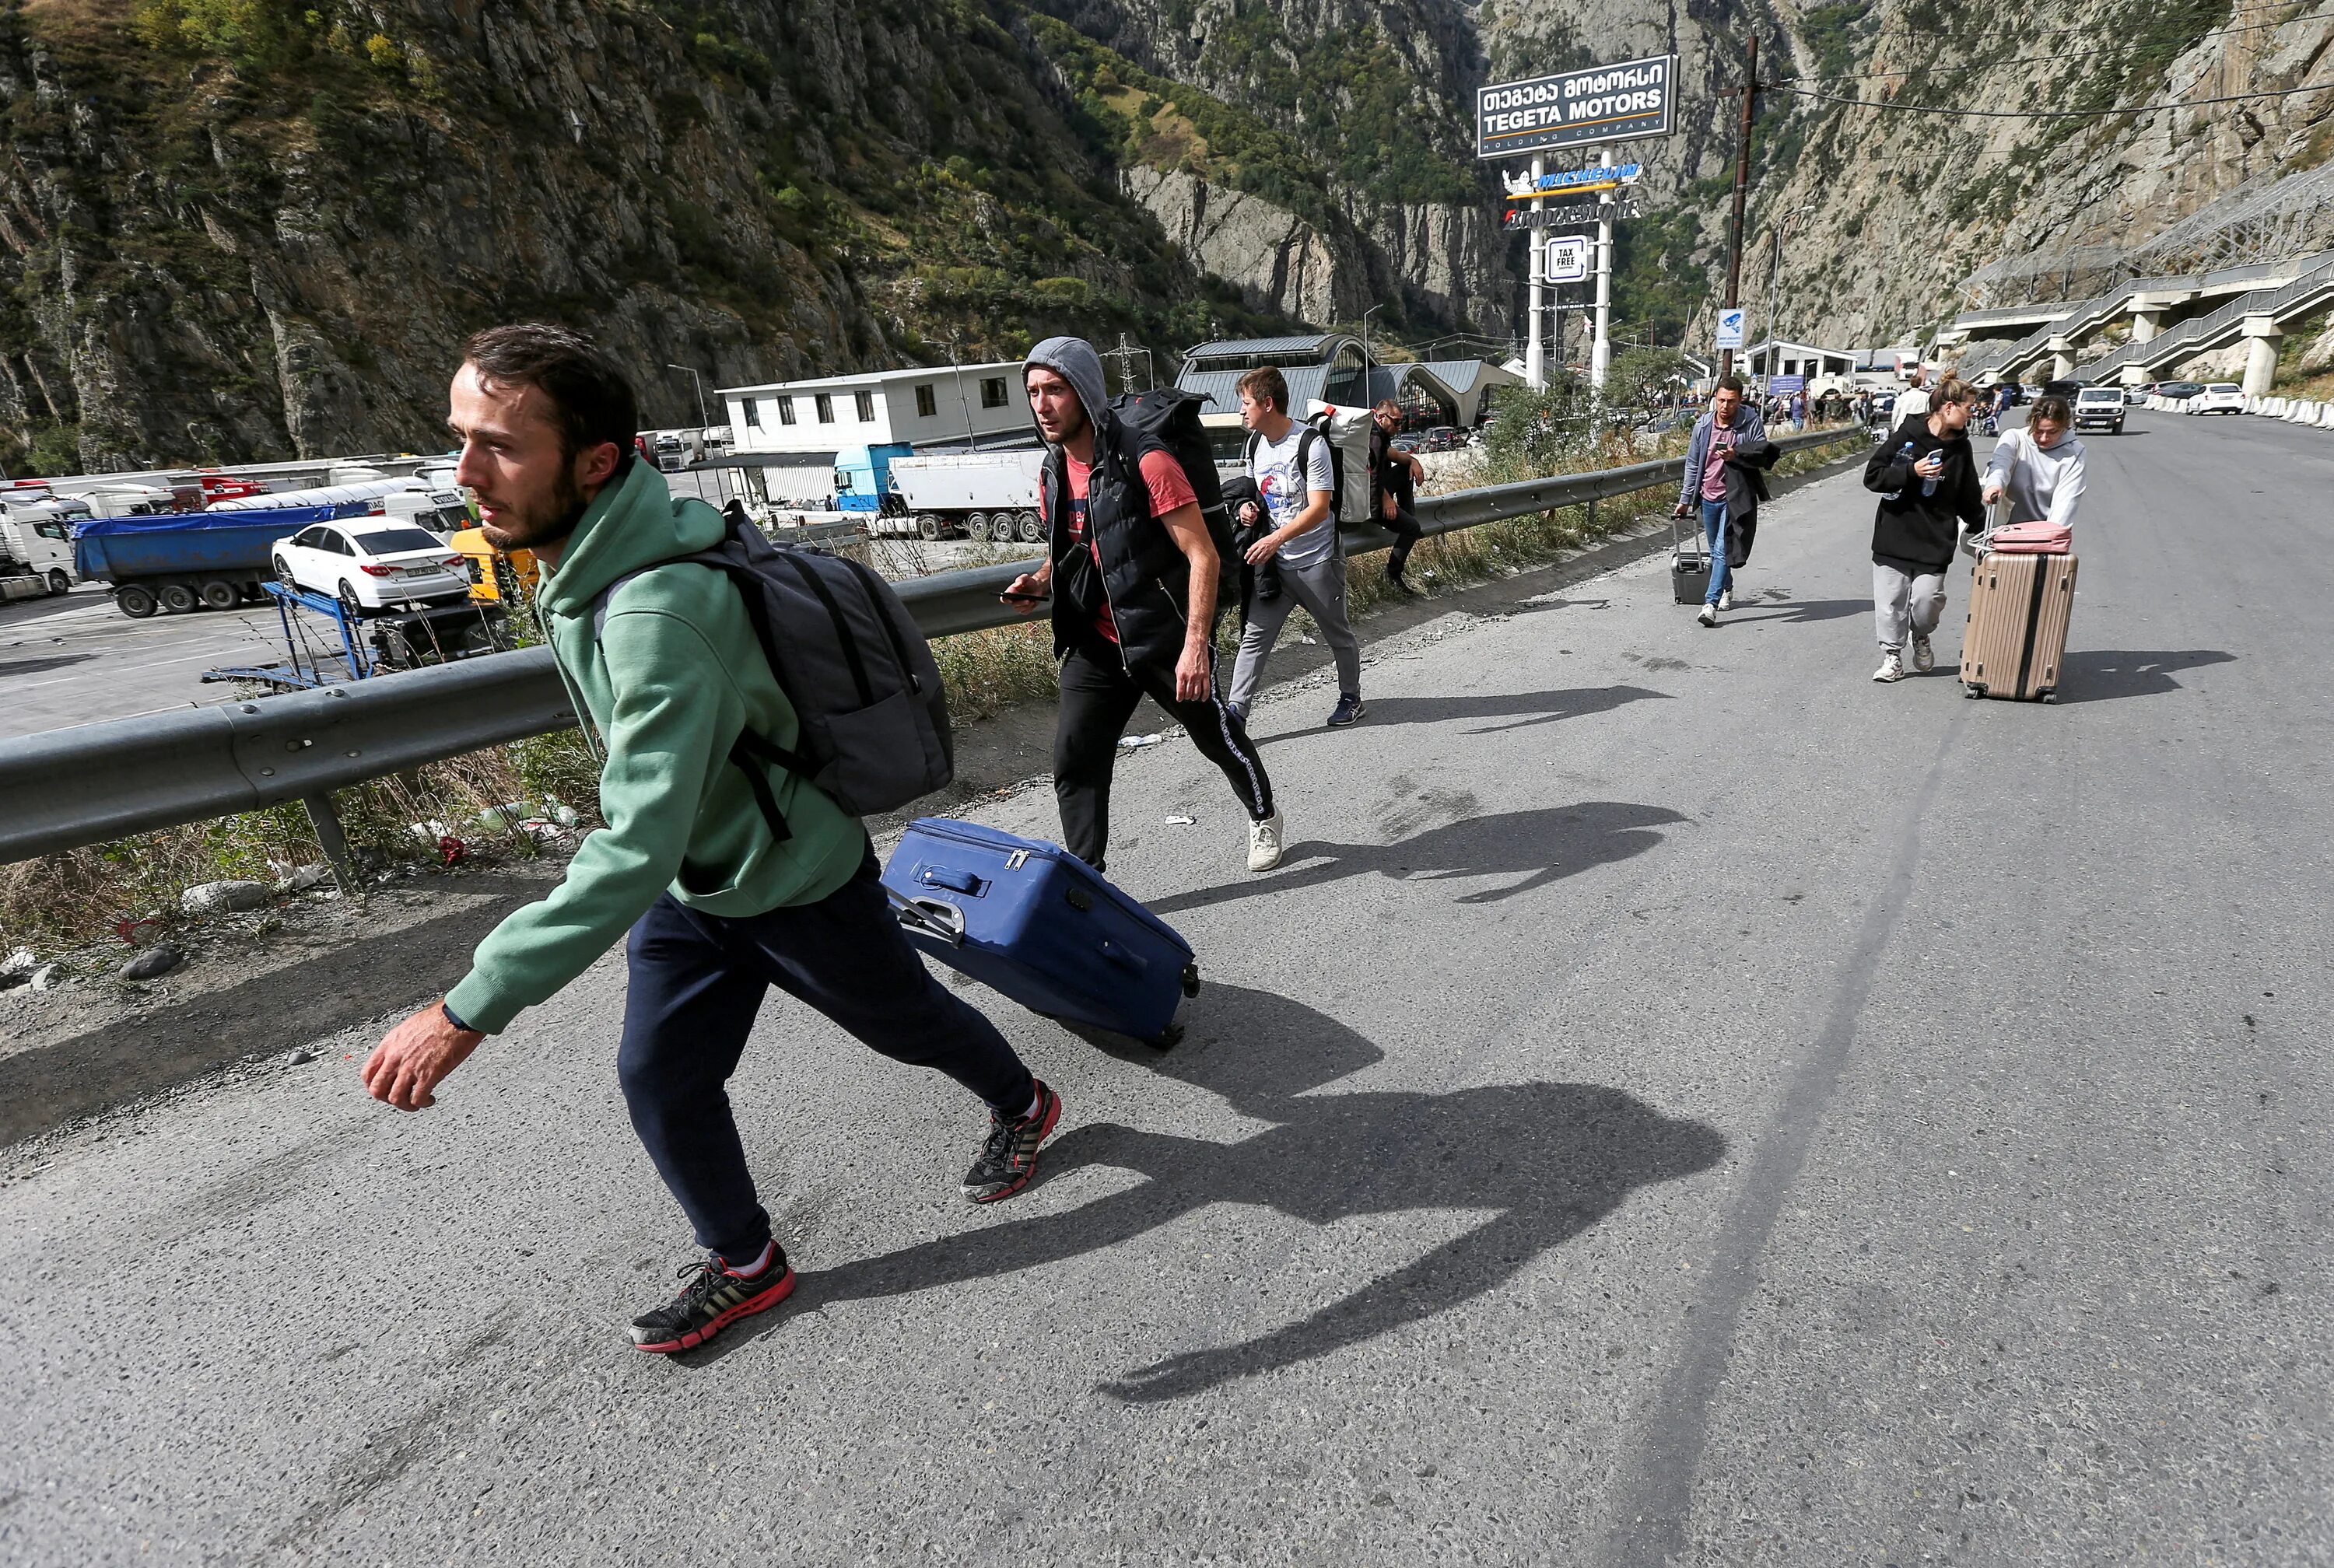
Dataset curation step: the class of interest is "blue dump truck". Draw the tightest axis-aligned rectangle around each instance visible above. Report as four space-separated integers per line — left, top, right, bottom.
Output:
74 502 368 619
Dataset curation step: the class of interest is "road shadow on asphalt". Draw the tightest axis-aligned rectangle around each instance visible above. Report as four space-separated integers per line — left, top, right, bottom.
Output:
734 984 1726 1400
1146 802 1687 915
1708 597 1870 625
1255 684 1670 745
0 652 95 677
2052 648 2235 704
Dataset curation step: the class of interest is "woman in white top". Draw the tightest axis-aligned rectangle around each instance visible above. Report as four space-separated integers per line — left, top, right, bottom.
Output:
1982 394 2087 525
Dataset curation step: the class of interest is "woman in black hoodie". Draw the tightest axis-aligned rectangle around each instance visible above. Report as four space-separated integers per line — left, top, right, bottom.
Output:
1861 377 1987 682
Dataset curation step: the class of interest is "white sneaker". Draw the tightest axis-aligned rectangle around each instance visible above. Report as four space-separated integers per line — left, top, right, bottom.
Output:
1246 811 1284 873
1697 603 1718 628
1872 652 1905 683
1911 634 1935 673
1717 587 1733 611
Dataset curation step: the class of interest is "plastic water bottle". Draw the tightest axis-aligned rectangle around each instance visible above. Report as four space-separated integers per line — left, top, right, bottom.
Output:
1889 441 1915 501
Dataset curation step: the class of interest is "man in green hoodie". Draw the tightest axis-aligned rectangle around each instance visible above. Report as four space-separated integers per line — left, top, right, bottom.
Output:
359 325 1061 1354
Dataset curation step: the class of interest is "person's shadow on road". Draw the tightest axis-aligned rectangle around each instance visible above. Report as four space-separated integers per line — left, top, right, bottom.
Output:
770 985 1726 1402
1712 596 1870 625
1253 685 1670 747
1148 801 1687 916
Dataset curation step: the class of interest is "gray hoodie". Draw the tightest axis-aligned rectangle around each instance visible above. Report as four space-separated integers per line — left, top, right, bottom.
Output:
1023 336 1112 436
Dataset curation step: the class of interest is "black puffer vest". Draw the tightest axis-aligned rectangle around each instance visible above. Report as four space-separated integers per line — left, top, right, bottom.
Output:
1042 414 1195 675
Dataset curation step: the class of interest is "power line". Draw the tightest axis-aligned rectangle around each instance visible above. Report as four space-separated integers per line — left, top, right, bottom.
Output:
1859 0 2296 46
1768 77 2334 121
1782 14 2304 82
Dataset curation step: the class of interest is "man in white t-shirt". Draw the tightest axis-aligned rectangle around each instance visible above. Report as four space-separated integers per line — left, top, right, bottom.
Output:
1226 366 1364 728
1892 366 1932 427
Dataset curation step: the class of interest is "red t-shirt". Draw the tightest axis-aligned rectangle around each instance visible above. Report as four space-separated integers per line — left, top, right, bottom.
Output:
1041 448 1198 643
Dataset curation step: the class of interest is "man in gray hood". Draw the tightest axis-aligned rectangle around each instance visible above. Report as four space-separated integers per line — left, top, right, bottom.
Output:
1004 336 1282 873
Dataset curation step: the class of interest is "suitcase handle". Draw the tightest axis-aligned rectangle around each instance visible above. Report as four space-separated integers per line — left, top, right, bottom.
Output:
1098 937 1146 974
892 895 966 946
917 866 986 895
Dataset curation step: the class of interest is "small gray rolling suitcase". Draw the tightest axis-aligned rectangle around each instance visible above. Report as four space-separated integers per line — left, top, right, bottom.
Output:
1670 510 1710 605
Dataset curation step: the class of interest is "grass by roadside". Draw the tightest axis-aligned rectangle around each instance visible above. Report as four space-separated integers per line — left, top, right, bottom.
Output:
0 425 1862 964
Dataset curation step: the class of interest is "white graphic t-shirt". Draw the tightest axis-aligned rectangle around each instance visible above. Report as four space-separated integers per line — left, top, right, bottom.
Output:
1248 423 1340 569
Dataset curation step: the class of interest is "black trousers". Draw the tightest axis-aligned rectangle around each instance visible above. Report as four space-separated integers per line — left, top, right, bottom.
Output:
1384 502 1423 579
1053 635 1274 870
619 845 1033 1262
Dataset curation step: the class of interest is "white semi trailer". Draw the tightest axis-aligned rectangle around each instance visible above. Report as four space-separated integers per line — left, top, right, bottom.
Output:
874 450 1046 543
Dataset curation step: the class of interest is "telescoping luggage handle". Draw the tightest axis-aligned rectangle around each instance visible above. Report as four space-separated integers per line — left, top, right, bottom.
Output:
890 893 966 947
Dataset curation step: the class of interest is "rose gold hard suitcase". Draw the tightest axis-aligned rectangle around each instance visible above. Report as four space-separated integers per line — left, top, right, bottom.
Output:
1961 551 2076 702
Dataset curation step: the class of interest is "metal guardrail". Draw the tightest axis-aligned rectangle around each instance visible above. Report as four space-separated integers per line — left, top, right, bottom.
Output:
0 427 1864 868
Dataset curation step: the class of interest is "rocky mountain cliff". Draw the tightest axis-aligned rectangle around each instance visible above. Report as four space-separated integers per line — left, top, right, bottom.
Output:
10 0 2331 473
1477 0 2334 357
0 0 1505 474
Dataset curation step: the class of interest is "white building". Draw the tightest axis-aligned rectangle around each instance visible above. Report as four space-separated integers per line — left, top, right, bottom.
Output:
717 362 1033 458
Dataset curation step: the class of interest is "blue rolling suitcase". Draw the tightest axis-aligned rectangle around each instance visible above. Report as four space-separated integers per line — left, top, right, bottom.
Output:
881 817 1200 1046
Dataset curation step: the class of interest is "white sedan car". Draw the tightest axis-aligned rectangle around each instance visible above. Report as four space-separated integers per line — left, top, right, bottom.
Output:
2189 383 2247 414
272 521 470 614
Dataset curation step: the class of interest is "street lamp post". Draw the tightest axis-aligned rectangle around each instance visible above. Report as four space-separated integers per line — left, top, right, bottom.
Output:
1761 207 1814 398
666 363 711 428
1359 303 1383 387
666 363 721 502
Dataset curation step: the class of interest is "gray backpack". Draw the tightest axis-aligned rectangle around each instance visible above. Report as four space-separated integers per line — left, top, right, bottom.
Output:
594 513 951 838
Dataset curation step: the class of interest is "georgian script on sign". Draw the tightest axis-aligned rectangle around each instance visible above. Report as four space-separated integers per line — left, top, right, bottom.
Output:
1475 55 1677 159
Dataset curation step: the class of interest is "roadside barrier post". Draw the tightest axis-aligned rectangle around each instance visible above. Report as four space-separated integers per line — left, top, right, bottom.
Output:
303 793 359 894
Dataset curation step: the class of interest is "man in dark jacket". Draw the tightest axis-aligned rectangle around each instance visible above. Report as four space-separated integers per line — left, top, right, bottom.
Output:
1861 376 1987 682
1371 400 1426 594
1002 337 1281 873
1673 376 1766 625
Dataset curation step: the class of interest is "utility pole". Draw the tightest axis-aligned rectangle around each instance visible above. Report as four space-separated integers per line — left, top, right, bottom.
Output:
1525 153 1547 389
1719 32 1758 380
1589 145 1614 393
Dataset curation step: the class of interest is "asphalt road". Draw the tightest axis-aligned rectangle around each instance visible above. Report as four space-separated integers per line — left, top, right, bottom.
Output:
3 409 2329 1564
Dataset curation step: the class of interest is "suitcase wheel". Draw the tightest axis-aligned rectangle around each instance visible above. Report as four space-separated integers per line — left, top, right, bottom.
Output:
2039 690 2058 704
1180 962 1200 999
1963 686 1983 699
1149 1021 1185 1051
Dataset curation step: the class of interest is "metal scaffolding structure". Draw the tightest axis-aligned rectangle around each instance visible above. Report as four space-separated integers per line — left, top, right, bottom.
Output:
1961 163 2334 307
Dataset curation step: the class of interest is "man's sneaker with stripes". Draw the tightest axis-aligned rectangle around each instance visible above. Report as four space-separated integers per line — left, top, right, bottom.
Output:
629 1250 797 1353
963 1080 1062 1203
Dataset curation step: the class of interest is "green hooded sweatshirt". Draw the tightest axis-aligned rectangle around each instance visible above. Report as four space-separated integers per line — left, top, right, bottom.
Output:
445 461 867 1034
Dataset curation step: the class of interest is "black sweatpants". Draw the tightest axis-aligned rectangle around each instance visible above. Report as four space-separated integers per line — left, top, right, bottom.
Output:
1385 502 1422 580
1053 636 1274 870
618 844 1033 1263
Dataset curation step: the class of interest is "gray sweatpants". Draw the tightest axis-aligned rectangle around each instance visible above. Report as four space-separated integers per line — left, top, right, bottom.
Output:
1873 561 1947 652
1229 553 1362 710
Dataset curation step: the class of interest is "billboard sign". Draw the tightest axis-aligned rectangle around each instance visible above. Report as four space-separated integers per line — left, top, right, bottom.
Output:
1715 308 1747 350
1544 236 1590 283
1768 374 1807 395
1476 55 1677 160
1502 162 1645 199
1505 198 1638 232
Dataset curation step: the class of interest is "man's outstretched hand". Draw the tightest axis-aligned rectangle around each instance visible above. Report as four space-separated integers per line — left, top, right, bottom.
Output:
363 1003 485 1111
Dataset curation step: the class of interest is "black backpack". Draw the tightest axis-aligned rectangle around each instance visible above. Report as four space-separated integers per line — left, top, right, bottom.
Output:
1111 387 1241 601
592 513 952 838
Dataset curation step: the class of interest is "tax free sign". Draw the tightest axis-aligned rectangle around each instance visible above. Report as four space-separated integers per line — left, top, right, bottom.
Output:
1475 54 1677 159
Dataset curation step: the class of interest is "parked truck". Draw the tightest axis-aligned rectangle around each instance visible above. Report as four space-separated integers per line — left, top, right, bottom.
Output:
208 478 473 533
870 448 1047 541
74 502 366 618
0 486 93 600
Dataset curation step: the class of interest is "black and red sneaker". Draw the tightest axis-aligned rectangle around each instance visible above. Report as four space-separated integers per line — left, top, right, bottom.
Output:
962 1080 1062 1204
629 1250 797 1353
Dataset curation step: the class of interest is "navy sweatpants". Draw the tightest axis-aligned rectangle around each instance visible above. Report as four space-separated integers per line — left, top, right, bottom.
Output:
618 844 1035 1262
